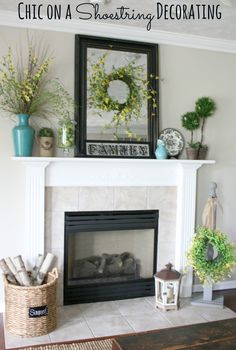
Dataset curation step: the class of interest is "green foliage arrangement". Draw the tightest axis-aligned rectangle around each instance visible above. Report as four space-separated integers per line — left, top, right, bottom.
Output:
195 97 216 146
57 117 75 149
38 127 54 138
88 53 157 139
187 226 236 284
0 45 74 119
181 96 216 151
181 111 200 146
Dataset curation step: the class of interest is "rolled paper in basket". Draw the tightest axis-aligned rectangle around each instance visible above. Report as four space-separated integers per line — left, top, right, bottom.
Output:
5 257 23 285
36 253 55 285
0 259 18 285
32 254 44 281
13 255 32 286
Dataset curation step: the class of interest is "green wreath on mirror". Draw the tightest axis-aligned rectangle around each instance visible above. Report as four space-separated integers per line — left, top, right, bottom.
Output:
88 54 157 139
187 226 236 284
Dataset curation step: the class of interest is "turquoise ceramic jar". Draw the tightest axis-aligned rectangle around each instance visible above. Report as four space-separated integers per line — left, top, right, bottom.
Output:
155 139 168 159
12 114 35 156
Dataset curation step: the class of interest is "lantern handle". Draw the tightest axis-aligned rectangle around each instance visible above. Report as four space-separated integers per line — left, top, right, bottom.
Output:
165 263 173 270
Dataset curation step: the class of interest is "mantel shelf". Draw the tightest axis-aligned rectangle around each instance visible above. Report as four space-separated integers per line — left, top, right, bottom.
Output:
12 156 216 188
12 156 215 166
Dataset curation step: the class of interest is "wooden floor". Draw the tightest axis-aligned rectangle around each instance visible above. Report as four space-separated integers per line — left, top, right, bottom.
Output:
1 290 236 350
113 318 236 350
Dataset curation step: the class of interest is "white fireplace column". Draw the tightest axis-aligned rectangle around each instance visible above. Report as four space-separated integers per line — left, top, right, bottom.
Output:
14 157 215 296
23 160 50 267
175 163 201 297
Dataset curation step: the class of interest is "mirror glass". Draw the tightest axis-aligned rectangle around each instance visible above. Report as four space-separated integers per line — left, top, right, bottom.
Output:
87 48 148 142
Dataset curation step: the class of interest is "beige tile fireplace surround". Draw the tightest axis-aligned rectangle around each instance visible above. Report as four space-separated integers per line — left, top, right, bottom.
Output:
45 186 177 305
14 157 215 304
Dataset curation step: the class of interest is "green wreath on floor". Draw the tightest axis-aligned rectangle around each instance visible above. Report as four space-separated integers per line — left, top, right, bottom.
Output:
88 53 157 139
187 226 236 284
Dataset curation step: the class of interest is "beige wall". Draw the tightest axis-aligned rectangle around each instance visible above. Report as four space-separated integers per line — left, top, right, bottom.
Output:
159 45 236 235
0 25 236 307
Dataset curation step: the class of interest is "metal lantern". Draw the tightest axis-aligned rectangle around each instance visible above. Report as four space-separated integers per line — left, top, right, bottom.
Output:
154 263 181 311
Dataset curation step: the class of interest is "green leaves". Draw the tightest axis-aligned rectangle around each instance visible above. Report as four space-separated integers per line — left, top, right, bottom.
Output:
88 53 157 140
0 46 74 119
195 97 216 118
181 112 200 131
181 96 216 147
38 127 54 137
187 226 236 284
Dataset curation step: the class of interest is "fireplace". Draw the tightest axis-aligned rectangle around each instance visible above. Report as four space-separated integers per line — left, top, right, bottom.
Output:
13 157 214 304
64 210 159 304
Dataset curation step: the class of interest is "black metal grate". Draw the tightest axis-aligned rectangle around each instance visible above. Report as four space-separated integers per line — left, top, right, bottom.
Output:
64 210 159 304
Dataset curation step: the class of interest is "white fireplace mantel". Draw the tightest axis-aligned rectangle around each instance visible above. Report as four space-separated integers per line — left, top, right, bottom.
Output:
13 157 215 297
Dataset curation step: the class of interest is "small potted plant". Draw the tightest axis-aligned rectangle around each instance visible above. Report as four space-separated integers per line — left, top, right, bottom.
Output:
38 127 54 157
195 97 216 159
181 111 200 159
181 97 216 159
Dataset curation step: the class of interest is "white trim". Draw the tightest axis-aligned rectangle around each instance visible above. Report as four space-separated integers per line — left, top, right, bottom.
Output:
13 157 215 164
0 10 236 54
193 280 236 293
24 161 49 267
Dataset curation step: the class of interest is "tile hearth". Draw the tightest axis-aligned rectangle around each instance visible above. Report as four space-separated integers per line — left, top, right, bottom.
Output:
4 297 236 348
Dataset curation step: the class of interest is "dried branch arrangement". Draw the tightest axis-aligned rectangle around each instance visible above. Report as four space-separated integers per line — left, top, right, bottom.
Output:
0 253 55 286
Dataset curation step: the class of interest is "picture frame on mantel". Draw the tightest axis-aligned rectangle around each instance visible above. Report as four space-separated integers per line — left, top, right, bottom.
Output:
74 35 159 158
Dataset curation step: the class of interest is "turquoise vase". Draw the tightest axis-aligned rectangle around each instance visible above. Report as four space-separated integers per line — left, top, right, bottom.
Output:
12 114 35 157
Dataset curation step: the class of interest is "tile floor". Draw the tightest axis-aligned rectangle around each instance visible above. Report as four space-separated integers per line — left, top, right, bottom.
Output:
4 296 236 349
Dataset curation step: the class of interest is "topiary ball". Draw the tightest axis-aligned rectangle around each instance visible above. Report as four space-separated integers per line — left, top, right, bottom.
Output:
181 112 200 131
195 97 216 118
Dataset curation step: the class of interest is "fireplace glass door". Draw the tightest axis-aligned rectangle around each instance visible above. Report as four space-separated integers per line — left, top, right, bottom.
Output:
64 210 158 304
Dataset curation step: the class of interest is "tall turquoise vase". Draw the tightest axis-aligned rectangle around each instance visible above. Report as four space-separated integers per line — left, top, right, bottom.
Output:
12 114 35 157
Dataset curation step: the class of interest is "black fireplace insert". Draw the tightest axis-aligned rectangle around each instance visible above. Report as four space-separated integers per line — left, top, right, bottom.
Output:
64 210 158 304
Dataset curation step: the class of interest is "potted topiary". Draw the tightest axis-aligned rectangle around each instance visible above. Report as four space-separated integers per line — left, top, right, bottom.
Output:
181 111 200 159
38 127 54 157
181 97 216 160
195 97 216 159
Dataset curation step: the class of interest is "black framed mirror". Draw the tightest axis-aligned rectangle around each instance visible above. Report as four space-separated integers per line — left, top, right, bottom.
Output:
75 35 158 158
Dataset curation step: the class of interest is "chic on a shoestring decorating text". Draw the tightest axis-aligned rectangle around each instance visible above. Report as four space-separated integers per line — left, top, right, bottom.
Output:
17 2 223 31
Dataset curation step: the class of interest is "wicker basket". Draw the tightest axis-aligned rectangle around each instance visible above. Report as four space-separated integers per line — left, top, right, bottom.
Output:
4 268 58 337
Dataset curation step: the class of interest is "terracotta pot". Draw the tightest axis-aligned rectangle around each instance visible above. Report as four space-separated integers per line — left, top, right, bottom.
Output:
39 136 54 157
186 147 208 160
186 148 198 160
198 147 208 160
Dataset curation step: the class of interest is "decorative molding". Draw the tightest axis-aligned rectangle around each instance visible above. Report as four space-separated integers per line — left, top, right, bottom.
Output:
1 10 236 54
14 158 214 188
24 161 50 267
175 163 202 297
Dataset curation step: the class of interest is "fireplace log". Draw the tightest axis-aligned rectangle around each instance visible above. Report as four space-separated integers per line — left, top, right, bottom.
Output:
32 254 44 282
73 252 138 279
36 253 55 285
5 257 23 285
13 255 32 286
98 254 109 274
0 259 18 285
